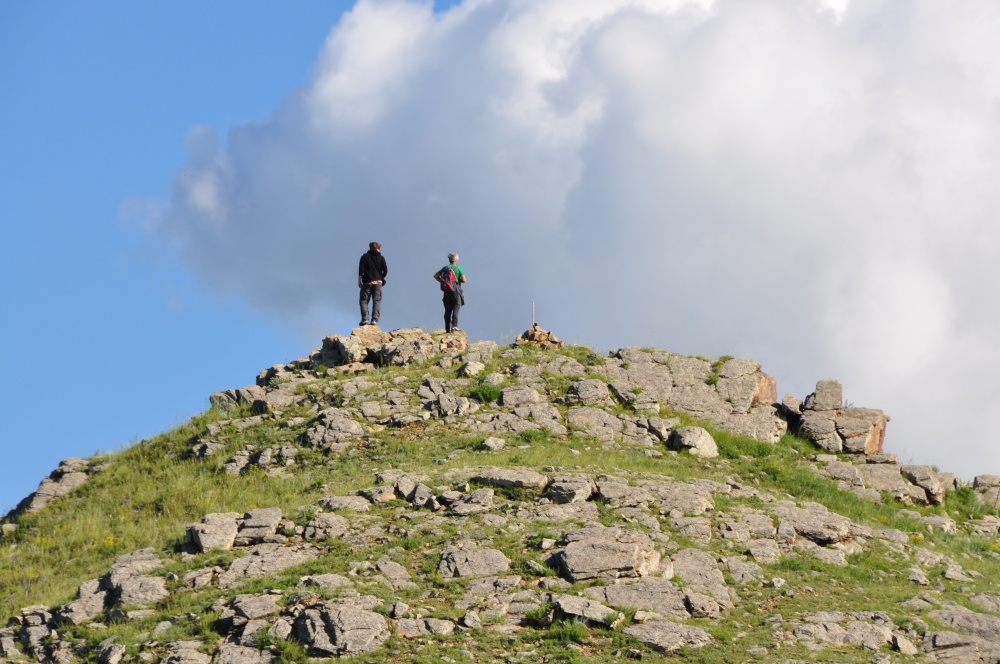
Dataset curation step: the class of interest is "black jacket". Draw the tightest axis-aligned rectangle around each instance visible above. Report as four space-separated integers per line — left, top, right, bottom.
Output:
359 249 388 284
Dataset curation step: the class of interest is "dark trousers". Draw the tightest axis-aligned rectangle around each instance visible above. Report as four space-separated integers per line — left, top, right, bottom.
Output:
360 283 382 323
443 290 461 332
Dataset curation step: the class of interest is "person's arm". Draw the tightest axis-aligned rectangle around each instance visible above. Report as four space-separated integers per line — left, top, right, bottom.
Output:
359 256 365 287
380 256 388 280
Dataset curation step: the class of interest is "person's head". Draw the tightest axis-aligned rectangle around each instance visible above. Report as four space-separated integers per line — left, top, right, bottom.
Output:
448 252 459 264
370 241 381 251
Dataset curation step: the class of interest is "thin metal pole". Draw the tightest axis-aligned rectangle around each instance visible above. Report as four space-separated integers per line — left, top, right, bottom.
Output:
532 300 535 325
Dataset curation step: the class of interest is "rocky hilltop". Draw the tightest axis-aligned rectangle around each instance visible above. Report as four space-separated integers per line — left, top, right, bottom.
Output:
3 325 1000 664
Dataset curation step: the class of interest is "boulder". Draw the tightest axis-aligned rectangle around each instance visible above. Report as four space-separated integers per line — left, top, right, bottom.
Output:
188 513 241 552
439 547 511 578
554 528 660 582
567 380 613 406
472 468 549 491
623 620 713 653
295 603 390 657
667 427 718 458
499 386 542 407
803 380 843 411
585 579 688 619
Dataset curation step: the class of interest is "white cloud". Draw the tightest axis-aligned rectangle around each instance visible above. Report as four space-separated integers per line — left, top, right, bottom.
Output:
158 0 1000 480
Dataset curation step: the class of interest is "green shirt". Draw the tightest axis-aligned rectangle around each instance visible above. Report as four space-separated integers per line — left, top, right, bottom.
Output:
439 264 465 283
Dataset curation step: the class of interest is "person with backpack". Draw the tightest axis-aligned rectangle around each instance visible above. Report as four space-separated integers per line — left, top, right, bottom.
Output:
358 241 388 326
433 253 466 333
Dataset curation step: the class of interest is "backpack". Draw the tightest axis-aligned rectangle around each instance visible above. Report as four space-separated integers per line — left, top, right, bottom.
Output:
438 267 457 292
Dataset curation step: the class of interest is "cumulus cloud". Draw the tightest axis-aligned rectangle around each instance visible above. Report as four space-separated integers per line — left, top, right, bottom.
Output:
159 0 1000 479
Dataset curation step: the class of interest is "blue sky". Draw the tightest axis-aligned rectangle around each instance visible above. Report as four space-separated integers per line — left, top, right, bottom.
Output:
0 1 398 513
4 0 1000 514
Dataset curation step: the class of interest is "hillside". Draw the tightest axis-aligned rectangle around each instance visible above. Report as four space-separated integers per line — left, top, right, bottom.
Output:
3 324 1000 664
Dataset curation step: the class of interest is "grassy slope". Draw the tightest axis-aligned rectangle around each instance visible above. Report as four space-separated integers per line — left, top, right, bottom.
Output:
2 342 999 663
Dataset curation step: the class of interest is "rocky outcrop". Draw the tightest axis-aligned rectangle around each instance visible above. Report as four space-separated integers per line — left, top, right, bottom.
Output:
9 457 108 517
790 379 888 455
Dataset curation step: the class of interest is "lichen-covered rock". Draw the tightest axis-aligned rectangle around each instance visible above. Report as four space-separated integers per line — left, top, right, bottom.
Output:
439 547 510 578
472 468 549 490
295 603 390 657
554 528 660 582
303 408 365 450
623 620 713 653
668 427 718 458
188 513 241 552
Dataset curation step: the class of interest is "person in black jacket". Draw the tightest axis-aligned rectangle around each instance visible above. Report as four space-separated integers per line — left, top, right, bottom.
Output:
358 241 388 326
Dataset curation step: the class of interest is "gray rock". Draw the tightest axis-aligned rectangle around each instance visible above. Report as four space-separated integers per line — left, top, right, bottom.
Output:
553 595 623 627
458 361 485 377
480 437 505 451
304 512 350 540
623 619 713 652
115 575 169 608
670 548 733 608
472 468 549 490
237 508 284 543
799 412 841 453
98 643 126 664
499 386 542 407
449 488 495 515
229 594 282 621
567 380 613 406
901 465 946 505
567 407 623 440
836 408 887 455
303 408 365 450
161 642 212 664
300 574 354 592
596 479 655 507
555 528 660 582
376 557 415 590
188 513 241 552
219 544 317 589
213 645 273 664
56 579 107 625
295 603 390 656
771 501 852 545
319 495 371 512
803 380 842 411
746 538 781 564
585 578 688 619
210 390 240 411
439 547 510 578
929 605 1000 641
727 557 764 585
668 427 718 458
714 359 776 414
548 477 596 504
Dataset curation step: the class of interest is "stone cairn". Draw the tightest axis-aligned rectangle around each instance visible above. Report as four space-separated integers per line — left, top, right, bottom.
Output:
514 323 564 349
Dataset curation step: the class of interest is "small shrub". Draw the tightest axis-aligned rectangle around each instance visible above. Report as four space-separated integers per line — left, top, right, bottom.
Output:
469 384 502 403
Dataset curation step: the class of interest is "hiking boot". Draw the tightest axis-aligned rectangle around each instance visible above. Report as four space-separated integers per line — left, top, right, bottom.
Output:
359 321 369 326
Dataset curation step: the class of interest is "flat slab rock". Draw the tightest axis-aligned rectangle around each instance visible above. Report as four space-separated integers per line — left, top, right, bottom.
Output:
295 603 390 657
623 619 713 652
472 468 549 490
218 544 316 589
554 527 661 582
439 547 511 578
